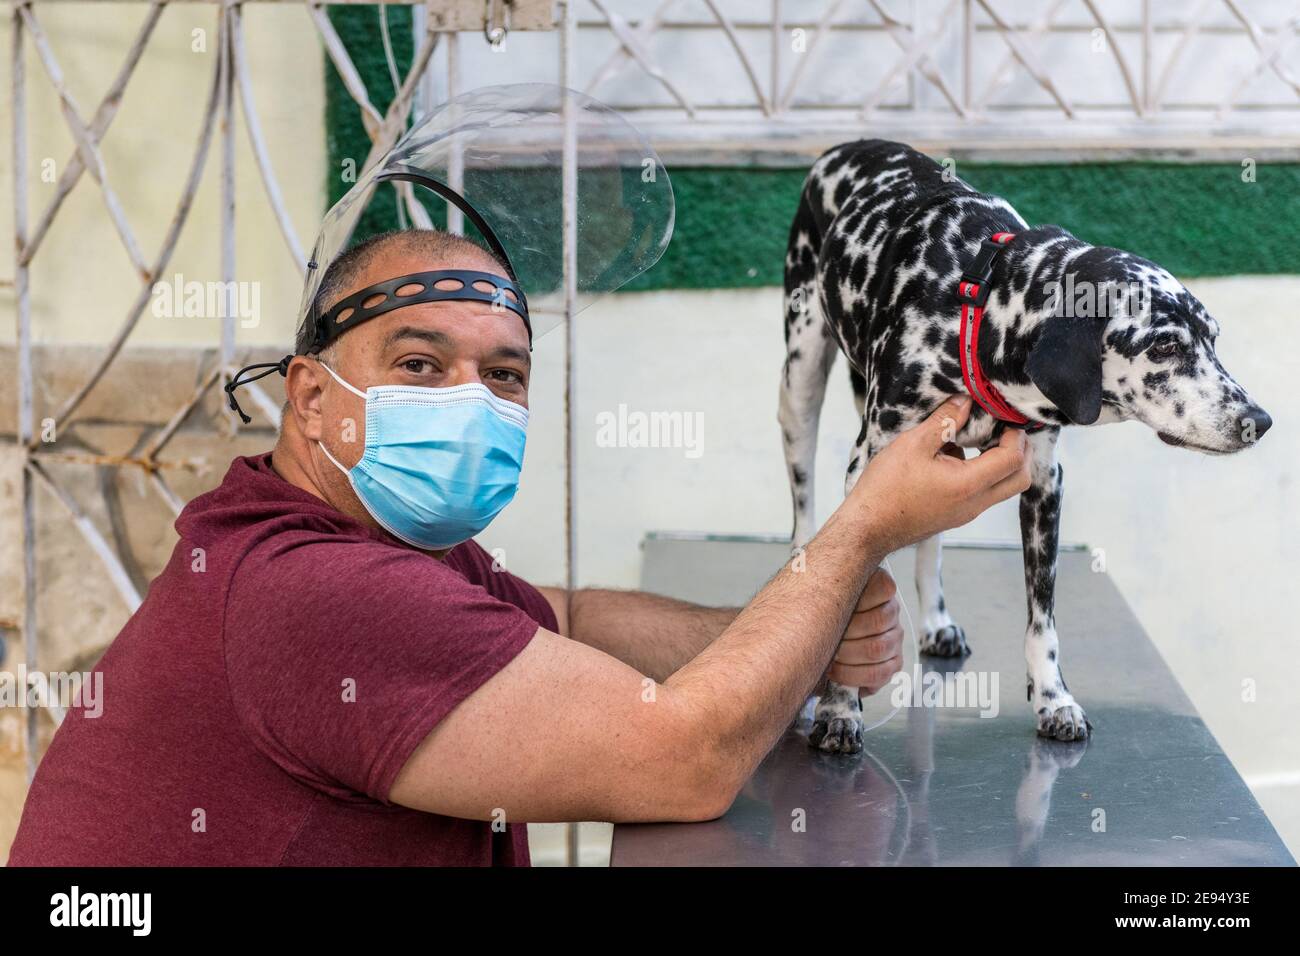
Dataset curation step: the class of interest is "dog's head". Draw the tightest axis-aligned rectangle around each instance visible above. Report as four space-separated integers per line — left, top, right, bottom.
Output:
1025 246 1270 454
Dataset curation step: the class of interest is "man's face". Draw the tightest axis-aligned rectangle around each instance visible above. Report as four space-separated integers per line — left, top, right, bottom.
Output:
287 249 532 529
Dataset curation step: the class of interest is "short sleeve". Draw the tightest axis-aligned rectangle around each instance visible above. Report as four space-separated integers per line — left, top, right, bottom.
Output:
223 530 541 804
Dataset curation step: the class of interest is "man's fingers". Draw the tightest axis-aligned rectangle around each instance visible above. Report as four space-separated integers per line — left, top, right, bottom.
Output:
960 428 1029 491
829 647 904 694
921 395 972 451
862 659 904 696
856 568 898 611
837 622 903 664
974 459 1034 511
846 599 900 639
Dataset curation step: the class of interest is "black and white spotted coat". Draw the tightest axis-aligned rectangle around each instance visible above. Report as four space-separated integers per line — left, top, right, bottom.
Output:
780 140 1270 753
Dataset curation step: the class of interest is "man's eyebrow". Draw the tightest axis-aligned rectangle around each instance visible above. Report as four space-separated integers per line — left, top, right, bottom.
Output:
383 325 531 367
383 326 453 350
485 345 532 367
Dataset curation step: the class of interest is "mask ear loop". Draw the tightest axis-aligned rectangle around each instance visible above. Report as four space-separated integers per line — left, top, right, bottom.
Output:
315 433 352 477
312 362 368 480
316 359 368 400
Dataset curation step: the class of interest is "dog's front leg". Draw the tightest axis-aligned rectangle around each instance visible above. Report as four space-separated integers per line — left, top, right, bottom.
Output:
1019 428 1091 741
808 422 876 754
915 534 970 656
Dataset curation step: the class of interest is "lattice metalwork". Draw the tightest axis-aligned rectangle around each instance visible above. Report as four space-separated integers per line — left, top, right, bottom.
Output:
432 1 1300 161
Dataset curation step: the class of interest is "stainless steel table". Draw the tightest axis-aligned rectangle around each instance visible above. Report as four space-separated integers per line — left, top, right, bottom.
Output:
611 537 1294 866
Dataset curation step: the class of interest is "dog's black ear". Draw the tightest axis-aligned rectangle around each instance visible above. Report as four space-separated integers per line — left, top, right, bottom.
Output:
1025 314 1104 425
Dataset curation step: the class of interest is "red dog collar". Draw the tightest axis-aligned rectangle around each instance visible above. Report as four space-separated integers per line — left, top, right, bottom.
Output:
956 232 1044 431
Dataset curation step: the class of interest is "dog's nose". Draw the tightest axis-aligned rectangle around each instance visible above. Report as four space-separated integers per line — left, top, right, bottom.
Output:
1243 406 1272 441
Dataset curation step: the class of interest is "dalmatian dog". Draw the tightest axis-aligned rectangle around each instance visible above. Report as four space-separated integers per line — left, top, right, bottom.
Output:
780 139 1272 753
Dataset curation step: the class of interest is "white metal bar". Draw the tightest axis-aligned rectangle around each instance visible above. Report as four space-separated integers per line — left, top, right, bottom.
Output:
22 2 163 265
1141 0 1151 115
1218 23 1300 119
561 0 580 869
1151 0 1215 113
1082 0 1142 117
870 0 966 118
588 0 695 117
40 19 225 444
378 3 401 95
26 460 144 615
585 0 678 97
219 6 237 392
973 0 1071 114
148 471 185 519
702 0 770 115
141 363 227 460
770 0 779 112
308 1 384 138
779 0 850 113
19 4 152 280
231 3 308 273
861 0 960 118
446 31 463 235
1221 0 1300 98
13 1 40 782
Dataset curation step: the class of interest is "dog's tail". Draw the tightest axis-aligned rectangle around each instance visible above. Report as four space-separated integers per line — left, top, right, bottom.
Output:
783 179 824 338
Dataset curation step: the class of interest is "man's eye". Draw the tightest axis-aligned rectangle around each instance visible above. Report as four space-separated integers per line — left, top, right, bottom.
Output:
1147 339 1180 361
402 359 433 374
489 369 524 385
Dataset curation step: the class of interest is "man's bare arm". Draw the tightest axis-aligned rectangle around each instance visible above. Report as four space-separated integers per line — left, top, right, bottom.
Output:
390 397 1030 824
536 586 738 682
390 507 881 825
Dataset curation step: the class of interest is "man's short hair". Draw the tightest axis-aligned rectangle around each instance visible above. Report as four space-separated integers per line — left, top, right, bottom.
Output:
294 228 508 357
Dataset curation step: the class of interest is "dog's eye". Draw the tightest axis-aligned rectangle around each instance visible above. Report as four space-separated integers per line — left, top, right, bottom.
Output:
1147 339 1181 361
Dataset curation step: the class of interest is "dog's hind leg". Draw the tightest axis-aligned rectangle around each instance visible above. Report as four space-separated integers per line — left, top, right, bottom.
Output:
915 534 970 656
849 366 867 418
779 294 837 551
1019 428 1091 741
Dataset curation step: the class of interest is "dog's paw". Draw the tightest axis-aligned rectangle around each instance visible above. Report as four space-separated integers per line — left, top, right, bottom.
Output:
1035 701 1092 742
809 715 863 754
919 623 970 658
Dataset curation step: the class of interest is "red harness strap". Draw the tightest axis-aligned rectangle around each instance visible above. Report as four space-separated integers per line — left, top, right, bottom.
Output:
956 232 1042 430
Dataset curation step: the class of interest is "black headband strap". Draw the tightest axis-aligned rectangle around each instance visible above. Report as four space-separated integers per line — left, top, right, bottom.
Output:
313 269 530 352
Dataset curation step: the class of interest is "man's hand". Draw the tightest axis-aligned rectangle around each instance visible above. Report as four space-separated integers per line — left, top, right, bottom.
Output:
828 567 903 694
848 395 1031 552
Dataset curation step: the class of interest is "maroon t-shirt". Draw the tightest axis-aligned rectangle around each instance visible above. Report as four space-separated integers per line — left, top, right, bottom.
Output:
7 453 552 866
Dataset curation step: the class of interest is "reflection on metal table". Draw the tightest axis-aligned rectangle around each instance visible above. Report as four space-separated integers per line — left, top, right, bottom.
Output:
611 537 1294 867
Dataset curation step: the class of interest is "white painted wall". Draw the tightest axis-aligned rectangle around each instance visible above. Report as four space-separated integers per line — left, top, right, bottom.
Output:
0 4 325 348
480 277 1300 852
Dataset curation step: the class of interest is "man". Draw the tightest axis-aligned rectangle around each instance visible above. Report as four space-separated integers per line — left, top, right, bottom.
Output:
8 229 1028 866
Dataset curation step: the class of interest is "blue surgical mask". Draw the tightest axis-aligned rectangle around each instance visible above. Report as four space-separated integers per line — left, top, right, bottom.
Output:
316 363 528 550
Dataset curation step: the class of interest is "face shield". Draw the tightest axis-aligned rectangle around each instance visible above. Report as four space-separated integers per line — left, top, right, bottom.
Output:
225 83 674 421
301 82 674 346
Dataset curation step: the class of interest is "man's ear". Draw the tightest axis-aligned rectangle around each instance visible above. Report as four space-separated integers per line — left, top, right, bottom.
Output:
283 356 327 440
1025 314 1105 425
